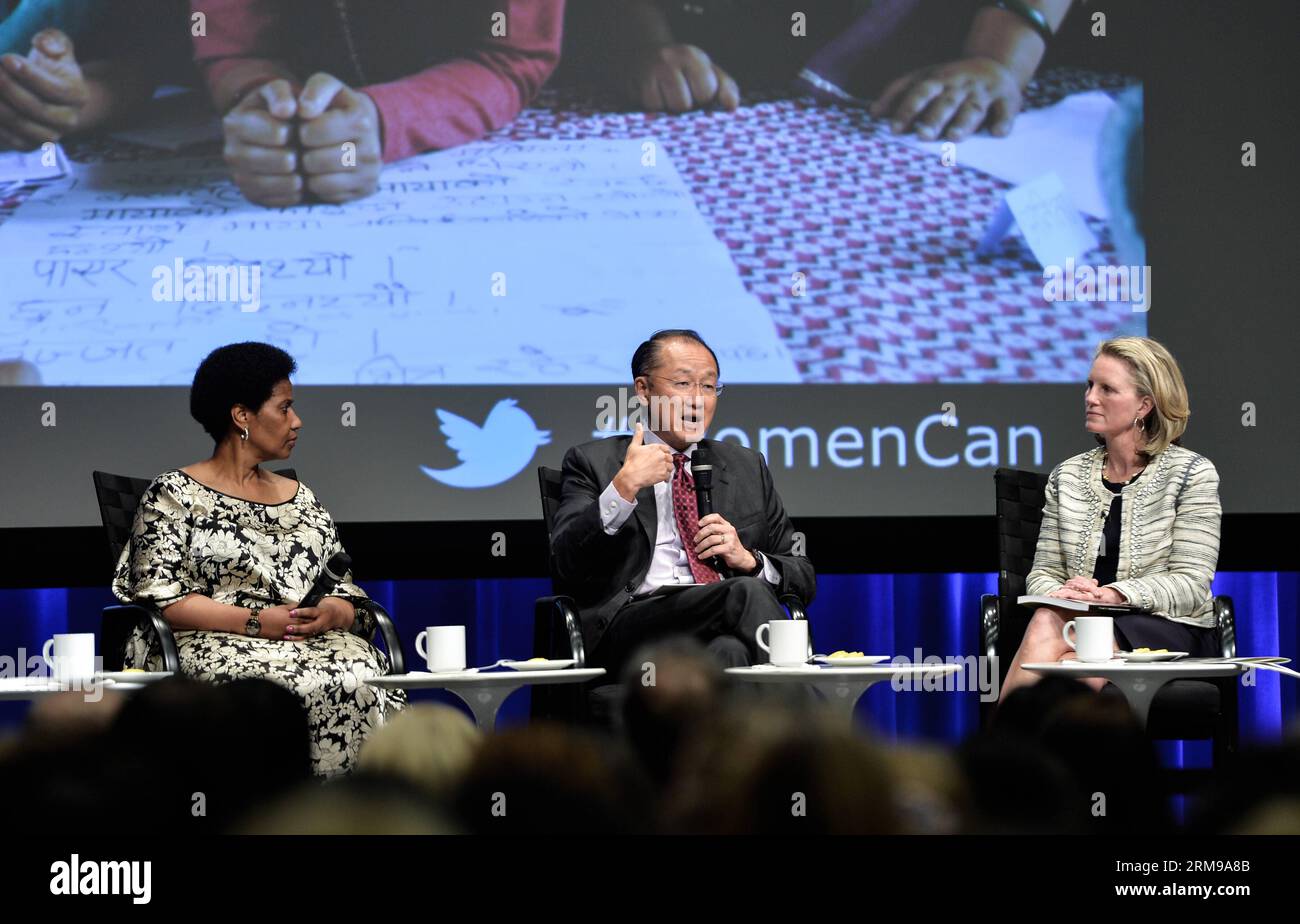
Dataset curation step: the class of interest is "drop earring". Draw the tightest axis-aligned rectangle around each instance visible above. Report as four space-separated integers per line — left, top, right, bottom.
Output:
240 426 249 441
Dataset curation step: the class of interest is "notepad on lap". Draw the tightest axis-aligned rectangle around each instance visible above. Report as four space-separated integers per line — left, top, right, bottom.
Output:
1017 595 1144 615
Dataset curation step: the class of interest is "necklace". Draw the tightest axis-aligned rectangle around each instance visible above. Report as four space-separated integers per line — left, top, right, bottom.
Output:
1103 451 1145 485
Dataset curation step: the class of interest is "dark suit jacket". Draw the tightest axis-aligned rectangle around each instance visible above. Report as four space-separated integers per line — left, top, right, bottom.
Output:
551 435 816 653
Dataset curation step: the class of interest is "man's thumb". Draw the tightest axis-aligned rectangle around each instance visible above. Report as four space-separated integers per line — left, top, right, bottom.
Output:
630 422 644 445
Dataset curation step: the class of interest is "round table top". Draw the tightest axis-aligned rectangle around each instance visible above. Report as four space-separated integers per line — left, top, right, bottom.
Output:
365 668 606 689
0 672 173 701
1022 660 1241 678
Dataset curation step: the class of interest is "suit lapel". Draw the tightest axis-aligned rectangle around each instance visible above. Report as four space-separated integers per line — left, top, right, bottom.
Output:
612 435 658 548
703 438 731 519
633 485 658 547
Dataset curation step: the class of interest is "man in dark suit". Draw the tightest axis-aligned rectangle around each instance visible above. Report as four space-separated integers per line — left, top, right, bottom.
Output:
551 329 815 677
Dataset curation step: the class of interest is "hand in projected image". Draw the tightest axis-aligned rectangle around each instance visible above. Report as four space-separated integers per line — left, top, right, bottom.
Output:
296 72 383 205
221 78 303 208
871 57 1022 142
0 29 89 151
627 44 740 114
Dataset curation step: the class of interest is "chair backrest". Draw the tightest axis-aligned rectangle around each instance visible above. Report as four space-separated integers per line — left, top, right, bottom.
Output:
993 467 1049 601
537 465 564 544
537 465 575 594
92 469 297 573
92 471 156 570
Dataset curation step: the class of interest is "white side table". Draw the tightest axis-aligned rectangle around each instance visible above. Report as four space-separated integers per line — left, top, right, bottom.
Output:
0 672 173 701
364 668 606 730
726 664 963 725
1021 660 1241 728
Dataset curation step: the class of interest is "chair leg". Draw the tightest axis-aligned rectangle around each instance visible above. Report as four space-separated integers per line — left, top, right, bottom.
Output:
1211 677 1238 770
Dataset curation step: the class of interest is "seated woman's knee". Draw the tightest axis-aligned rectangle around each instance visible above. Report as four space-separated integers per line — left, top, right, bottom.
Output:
1021 607 1066 651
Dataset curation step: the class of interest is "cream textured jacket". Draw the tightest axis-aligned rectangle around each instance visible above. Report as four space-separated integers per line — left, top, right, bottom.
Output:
1026 445 1221 627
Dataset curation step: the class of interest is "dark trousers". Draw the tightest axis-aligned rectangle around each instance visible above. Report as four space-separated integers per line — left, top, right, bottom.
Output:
590 576 790 681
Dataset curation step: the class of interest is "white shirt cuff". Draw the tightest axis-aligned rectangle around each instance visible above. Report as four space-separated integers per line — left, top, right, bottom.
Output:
599 481 636 535
756 551 780 585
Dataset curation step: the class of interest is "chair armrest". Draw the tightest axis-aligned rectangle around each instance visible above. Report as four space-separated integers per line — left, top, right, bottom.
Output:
779 593 807 621
102 603 179 674
980 593 1000 662
534 595 585 668
1213 595 1236 659
366 600 406 676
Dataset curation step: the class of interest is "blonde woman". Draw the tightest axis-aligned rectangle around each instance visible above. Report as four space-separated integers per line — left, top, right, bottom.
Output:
999 337 1222 702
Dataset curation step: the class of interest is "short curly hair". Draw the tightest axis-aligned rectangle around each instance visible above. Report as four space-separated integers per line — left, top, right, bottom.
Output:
190 342 297 444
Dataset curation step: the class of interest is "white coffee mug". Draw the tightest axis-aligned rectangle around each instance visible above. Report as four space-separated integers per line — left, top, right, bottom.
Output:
1062 616 1114 663
755 619 809 666
43 633 96 684
415 625 466 673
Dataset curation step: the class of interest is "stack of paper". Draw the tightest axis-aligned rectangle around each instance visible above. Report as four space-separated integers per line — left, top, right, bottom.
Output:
0 144 69 187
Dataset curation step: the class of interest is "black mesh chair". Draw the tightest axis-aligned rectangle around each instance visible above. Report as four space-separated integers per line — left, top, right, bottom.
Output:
530 465 811 722
979 467 1239 771
92 470 405 675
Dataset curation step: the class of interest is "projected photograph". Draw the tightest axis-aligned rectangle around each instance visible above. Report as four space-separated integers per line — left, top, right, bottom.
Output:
0 0 1144 387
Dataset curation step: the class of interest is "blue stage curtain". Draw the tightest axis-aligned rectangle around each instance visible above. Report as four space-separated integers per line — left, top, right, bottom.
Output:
2 573 1295 744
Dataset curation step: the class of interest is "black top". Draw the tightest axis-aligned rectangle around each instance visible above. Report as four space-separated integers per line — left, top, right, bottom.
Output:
1092 468 1144 586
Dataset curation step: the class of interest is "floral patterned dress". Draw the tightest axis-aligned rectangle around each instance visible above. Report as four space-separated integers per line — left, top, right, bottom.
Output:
112 469 406 778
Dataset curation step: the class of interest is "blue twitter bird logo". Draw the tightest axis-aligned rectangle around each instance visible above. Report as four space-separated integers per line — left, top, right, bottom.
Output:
420 398 552 488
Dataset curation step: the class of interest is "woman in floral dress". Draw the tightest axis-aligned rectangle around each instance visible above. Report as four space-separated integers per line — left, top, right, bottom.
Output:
112 342 405 777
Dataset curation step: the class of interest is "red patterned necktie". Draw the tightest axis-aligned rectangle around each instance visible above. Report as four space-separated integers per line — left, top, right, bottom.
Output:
672 452 721 585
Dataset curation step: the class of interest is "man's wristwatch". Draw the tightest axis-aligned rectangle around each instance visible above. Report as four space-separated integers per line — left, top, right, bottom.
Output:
244 605 264 638
742 548 766 578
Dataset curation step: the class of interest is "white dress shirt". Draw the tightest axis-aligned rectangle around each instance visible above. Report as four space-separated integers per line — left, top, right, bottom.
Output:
597 430 780 595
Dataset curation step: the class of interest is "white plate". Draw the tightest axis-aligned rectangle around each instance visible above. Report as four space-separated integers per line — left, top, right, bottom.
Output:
503 659 575 671
812 655 892 666
1116 651 1188 662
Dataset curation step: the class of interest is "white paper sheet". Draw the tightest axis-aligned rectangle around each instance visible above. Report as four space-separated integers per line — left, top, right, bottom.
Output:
0 145 68 183
894 90 1119 219
0 140 798 384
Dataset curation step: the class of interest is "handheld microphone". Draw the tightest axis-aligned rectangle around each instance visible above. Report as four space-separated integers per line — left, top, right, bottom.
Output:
691 444 715 519
690 445 729 577
297 552 352 609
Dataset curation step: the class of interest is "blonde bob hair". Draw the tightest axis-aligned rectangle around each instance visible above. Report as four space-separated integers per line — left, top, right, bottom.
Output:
1094 337 1189 457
